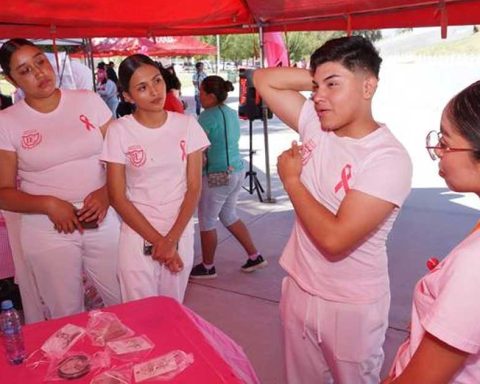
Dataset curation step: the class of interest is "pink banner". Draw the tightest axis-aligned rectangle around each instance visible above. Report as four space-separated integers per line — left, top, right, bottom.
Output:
264 32 289 67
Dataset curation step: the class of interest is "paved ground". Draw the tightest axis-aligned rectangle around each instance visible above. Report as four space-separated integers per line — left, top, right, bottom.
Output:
180 55 480 383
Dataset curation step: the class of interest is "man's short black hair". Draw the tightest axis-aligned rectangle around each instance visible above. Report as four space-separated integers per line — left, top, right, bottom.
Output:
195 62 203 70
310 36 382 78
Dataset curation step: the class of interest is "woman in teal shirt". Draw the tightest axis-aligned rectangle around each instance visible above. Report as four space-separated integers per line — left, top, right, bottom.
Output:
190 76 266 279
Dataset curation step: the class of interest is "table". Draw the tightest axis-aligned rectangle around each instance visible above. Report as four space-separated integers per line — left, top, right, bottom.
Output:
1 296 259 383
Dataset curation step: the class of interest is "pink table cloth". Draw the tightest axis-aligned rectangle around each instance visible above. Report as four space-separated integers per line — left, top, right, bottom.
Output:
0 296 259 383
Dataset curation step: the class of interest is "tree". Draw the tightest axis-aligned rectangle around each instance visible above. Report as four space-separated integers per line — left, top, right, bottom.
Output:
285 31 344 64
200 34 258 63
353 30 383 41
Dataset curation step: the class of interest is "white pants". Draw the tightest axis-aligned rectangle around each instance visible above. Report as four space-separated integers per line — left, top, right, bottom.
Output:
20 208 121 319
117 221 194 303
2 211 46 324
280 276 389 384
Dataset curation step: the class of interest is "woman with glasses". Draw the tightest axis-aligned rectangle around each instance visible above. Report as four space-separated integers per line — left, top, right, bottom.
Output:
383 80 480 383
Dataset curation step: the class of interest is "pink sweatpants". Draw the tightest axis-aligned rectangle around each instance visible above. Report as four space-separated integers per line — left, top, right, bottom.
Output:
280 276 389 384
117 220 194 303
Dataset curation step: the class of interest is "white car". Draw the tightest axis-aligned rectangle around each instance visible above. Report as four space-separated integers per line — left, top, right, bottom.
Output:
224 62 236 70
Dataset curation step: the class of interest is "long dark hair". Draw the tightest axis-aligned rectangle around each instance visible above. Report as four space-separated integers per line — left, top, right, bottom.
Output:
201 75 234 103
118 54 159 92
0 38 37 77
446 80 480 160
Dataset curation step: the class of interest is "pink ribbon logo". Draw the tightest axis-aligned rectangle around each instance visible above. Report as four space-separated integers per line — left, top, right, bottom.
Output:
180 140 187 161
334 164 352 194
79 114 96 131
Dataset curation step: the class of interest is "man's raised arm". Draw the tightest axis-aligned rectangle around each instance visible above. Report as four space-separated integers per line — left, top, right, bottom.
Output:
253 67 313 132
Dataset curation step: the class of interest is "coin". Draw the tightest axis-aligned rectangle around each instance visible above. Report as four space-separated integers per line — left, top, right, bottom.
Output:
57 354 91 379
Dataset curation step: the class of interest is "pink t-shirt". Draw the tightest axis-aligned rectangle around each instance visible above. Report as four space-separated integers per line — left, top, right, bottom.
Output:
280 100 412 303
392 231 480 382
0 89 111 203
101 112 209 233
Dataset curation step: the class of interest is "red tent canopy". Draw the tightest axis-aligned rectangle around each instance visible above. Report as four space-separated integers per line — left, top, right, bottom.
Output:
153 36 216 56
1 0 479 38
73 37 215 58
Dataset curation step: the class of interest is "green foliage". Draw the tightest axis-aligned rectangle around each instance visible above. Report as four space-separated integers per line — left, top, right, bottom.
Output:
199 30 381 65
353 30 383 42
285 31 344 63
200 34 258 62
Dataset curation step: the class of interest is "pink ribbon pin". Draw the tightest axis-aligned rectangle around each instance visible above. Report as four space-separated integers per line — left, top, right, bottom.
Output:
334 164 352 193
79 114 96 131
180 140 187 161
426 257 439 271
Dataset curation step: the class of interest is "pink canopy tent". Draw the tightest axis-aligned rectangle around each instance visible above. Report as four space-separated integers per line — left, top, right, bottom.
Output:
152 36 216 56
72 37 215 58
1 0 479 38
2 0 480 201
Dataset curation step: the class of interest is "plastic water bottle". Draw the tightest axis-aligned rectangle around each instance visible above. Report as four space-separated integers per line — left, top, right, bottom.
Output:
0 300 26 365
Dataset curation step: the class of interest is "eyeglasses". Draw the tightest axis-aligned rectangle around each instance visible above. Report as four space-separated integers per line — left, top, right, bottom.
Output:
425 130 476 160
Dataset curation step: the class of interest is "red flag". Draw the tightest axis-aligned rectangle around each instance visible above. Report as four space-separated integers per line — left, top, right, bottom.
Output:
264 32 289 67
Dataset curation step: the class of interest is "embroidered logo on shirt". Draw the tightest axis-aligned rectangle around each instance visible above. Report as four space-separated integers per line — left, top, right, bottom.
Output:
180 140 187 161
334 164 352 194
21 130 42 149
301 139 316 165
79 114 96 131
127 146 147 167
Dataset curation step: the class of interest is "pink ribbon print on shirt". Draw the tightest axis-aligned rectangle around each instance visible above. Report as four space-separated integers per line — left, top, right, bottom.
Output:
301 139 316 165
334 164 352 194
180 140 187 161
79 114 96 131
127 145 147 167
21 130 42 149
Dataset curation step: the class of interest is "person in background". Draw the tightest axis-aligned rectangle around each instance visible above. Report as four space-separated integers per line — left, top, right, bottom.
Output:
107 61 119 85
254 36 412 384
102 54 209 303
0 93 12 110
190 75 265 279
192 61 207 116
97 67 119 118
383 80 480 384
70 59 94 91
160 66 184 114
0 38 121 319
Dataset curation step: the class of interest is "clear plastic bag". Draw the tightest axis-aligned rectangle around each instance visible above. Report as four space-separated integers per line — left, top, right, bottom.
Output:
41 323 86 358
90 363 132 384
44 350 111 382
133 350 194 382
86 310 134 347
106 335 155 362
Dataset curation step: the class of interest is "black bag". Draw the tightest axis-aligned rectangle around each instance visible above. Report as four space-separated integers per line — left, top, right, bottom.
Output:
206 106 231 188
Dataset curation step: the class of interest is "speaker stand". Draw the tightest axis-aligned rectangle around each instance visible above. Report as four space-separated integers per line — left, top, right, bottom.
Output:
243 119 264 202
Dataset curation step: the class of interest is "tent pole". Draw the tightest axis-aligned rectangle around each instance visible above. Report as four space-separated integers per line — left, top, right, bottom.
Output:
52 35 60 74
86 38 96 92
216 35 220 74
258 25 275 203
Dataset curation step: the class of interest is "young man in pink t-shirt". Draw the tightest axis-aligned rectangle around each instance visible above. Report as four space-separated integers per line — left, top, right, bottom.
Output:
254 36 412 383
